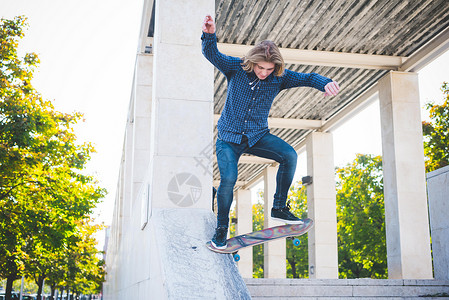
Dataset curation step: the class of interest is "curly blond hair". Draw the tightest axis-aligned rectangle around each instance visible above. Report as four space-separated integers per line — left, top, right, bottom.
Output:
241 40 285 77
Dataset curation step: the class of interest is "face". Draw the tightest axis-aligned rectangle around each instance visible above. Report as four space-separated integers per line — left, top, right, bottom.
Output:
254 61 275 80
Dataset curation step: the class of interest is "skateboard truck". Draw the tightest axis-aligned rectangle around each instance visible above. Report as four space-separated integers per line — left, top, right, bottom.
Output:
302 176 313 186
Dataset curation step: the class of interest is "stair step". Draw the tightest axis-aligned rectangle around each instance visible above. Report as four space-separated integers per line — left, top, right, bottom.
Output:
244 278 449 299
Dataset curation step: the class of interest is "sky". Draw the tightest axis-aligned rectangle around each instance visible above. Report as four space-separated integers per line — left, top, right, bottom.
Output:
2 1 449 246
2 0 144 223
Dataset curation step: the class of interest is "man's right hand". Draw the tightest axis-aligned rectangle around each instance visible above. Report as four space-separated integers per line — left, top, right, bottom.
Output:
202 15 216 34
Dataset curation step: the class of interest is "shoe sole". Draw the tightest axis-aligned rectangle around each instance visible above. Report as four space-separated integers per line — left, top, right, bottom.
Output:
211 240 227 250
271 217 304 225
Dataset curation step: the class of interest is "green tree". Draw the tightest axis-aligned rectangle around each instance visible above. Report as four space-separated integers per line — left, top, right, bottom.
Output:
53 219 105 298
45 250 67 300
20 162 104 299
336 154 387 278
422 82 449 172
1 16 42 297
1 16 105 300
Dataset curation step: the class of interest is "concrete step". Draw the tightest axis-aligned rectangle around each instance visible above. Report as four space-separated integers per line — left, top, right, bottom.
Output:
244 278 449 299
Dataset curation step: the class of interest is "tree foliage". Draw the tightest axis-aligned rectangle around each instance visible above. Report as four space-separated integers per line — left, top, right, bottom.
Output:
422 82 449 172
0 16 105 299
336 154 387 279
49 219 105 296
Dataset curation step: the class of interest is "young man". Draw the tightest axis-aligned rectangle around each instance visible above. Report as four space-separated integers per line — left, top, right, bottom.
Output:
202 15 340 249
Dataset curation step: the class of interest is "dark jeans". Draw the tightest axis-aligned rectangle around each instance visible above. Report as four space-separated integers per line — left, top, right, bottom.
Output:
215 132 297 227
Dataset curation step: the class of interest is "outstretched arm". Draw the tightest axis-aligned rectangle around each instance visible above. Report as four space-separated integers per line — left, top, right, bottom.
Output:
280 69 340 96
201 15 240 77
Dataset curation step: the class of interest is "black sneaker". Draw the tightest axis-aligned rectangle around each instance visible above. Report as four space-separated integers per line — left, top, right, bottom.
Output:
211 226 228 249
271 202 304 224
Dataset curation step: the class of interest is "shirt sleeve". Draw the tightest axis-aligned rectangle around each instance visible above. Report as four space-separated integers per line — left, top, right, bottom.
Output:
201 32 241 78
280 69 333 92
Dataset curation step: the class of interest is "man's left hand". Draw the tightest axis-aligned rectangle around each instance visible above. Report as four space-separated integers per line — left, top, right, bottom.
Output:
324 81 340 97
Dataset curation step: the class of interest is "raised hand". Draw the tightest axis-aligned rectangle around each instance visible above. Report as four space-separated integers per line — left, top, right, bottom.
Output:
324 81 340 97
202 15 216 34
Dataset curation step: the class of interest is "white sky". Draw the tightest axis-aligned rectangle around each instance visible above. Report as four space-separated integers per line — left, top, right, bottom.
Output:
2 1 449 246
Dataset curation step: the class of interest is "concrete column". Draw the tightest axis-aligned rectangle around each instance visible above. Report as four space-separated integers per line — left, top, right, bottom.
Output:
263 166 286 278
378 71 432 279
116 148 125 245
121 118 134 288
148 0 214 210
131 54 153 212
123 119 134 223
427 166 449 280
306 132 338 279
236 188 253 278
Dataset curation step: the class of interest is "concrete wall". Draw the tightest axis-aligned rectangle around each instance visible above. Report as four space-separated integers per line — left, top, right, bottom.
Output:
427 165 449 280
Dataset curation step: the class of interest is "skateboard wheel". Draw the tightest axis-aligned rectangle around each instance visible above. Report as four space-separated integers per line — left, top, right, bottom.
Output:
233 253 241 262
293 238 301 246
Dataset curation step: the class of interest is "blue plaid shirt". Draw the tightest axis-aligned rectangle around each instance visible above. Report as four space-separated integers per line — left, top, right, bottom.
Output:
202 32 332 147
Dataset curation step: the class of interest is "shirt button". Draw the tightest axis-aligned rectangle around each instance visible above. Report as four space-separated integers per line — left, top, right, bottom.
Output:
248 109 251 111
245 120 247 122
253 98 255 100
242 132 245 134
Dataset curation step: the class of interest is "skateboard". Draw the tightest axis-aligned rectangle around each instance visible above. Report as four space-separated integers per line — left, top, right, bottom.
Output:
206 218 314 258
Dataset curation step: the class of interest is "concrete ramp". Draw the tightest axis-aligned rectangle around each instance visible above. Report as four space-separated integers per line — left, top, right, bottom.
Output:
152 208 251 299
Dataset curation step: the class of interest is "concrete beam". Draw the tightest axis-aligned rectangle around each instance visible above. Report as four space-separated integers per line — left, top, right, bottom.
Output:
286 82 379 157
268 117 322 129
217 43 406 70
399 26 449 72
137 0 154 54
213 180 246 187
213 155 275 164
214 114 322 129
320 83 379 133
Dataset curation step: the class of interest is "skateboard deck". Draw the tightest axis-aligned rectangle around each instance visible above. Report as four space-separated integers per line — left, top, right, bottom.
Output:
206 218 314 254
